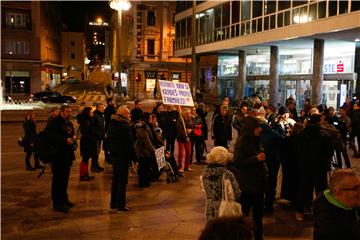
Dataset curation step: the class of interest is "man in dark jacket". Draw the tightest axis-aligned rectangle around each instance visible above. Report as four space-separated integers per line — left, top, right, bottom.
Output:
92 103 105 172
104 97 116 164
46 105 76 213
108 106 136 212
350 102 360 157
313 169 360 240
233 116 267 240
130 99 143 123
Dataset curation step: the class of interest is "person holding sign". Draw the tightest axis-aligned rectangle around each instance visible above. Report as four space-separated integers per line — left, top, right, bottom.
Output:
177 108 195 173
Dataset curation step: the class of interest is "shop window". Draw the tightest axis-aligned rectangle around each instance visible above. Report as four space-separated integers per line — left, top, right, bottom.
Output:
147 39 155 55
5 75 30 93
147 10 156 26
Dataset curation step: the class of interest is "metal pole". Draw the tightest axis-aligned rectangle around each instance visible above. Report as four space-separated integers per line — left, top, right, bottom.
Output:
118 10 122 93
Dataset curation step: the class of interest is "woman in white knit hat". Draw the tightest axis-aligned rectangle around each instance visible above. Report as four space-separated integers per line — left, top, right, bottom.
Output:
200 146 241 221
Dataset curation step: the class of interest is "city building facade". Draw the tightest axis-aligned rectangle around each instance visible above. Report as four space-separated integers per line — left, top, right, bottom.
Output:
1 1 62 98
175 0 360 108
110 1 191 99
61 32 85 81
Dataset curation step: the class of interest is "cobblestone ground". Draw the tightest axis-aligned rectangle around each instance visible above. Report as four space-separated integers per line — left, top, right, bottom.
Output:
2 118 360 240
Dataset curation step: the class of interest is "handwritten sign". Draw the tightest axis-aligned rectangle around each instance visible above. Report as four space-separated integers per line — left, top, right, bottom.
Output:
159 80 194 106
155 146 166 171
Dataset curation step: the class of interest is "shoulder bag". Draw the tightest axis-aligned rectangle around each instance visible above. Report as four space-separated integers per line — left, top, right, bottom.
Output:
219 173 243 217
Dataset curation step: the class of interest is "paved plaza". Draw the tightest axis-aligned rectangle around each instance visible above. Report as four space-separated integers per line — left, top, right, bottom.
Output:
2 119 360 240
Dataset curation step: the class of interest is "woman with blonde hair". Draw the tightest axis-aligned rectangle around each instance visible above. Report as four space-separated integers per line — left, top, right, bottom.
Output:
200 146 241 221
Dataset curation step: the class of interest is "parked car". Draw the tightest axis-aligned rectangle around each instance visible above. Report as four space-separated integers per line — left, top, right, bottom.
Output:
31 91 76 103
63 77 80 84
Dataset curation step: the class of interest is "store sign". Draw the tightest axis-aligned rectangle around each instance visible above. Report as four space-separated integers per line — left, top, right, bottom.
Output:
136 10 142 58
145 71 157 79
159 80 194 106
337 62 344 73
324 62 346 74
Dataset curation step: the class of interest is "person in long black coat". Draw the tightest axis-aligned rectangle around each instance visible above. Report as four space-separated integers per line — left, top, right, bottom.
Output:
46 105 76 213
212 105 232 148
104 97 117 164
92 103 106 171
77 107 97 181
233 116 267 240
108 106 136 212
260 122 285 213
23 111 43 171
164 105 178 155
295 114 334 221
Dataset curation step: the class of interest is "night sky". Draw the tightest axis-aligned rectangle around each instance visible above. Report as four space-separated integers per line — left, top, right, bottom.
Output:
61 1 112 32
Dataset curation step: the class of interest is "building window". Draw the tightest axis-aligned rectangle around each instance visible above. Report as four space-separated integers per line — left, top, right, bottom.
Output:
147 10 156 26
4 71 30 94
71 53 75 59
147 39 155 55
70 41 75 46
172 40 175 56
4 40 30 55
4 9 31 30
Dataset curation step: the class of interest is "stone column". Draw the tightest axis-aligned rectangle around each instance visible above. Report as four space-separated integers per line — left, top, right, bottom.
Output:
269 46 279 106
355 42 360 98
191 0 197 93
312 39 324 105
237 50 246 101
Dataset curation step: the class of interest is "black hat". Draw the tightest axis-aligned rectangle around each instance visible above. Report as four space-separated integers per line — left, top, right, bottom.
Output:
278 106 290 115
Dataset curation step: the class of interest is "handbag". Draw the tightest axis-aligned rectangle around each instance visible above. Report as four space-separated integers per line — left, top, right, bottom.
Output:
17 137 25 147
219 173 243 217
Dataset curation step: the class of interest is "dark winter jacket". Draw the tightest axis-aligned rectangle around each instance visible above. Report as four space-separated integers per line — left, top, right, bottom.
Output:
46 115 76 163
23 119 37 152
164 110 178 140
296 124 334 175
313 190 360 240
134 121 156 159
104 105 116 133
93 110 105 140
260 123 285 165
196 107 208 139
177 116 194 143
233 117 267 194
77 114 98 159
212 114 232 147
108 114 136 166
351 109 360 136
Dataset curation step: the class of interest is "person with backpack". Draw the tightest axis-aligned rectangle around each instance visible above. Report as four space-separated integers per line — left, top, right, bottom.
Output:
77 107 97 181
23 111 43 171
46 105 76 213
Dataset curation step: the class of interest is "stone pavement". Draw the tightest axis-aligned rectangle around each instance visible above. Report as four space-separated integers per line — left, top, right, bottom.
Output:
2 121 360 240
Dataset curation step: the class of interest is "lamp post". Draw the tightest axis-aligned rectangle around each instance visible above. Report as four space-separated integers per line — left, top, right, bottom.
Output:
109 0 131 94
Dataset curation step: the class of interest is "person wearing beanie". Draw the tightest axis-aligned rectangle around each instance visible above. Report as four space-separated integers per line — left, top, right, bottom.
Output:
274 106 296 137
233 116 267 240
200 146 241 221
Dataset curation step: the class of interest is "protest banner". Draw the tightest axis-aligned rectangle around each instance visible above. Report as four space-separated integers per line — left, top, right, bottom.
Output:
155 146 166 171
159 80 194 107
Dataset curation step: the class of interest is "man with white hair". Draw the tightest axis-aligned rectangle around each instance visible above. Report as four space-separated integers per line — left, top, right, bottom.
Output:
313 169 360 239
108 105 136 212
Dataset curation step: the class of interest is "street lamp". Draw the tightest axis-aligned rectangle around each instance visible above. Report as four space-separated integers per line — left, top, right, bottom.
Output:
109 0 131 94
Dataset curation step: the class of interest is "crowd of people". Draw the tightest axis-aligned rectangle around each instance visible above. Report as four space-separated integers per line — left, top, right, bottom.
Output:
20 94 360 239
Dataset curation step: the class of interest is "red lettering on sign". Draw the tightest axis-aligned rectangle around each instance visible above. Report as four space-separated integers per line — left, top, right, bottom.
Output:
337 63 344 73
